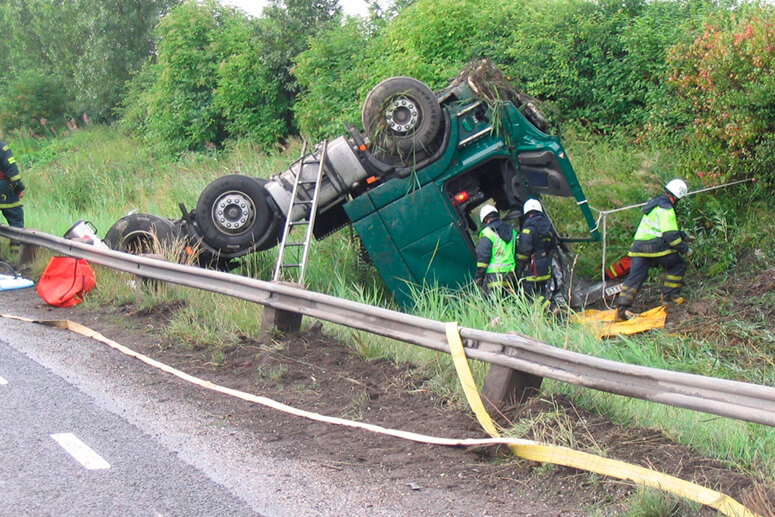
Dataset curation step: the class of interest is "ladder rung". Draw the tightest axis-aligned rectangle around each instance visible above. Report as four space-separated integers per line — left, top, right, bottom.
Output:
284 242 304 247
293 200 313 205
297 180 317 185
289 221 309 227
282 263 302 268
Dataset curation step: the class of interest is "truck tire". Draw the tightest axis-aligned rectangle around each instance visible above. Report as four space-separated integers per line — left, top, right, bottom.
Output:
104 213 178 254
362 77 442 165
194 175 275 256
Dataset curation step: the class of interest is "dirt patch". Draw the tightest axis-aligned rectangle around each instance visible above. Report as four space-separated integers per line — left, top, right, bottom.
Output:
4 285 774 516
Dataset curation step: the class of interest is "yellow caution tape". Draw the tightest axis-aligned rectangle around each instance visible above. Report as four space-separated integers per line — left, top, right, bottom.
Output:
572 305 667 339
444 321 758 517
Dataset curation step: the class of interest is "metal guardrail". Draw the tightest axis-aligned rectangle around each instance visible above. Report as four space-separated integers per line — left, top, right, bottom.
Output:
2 224 774 427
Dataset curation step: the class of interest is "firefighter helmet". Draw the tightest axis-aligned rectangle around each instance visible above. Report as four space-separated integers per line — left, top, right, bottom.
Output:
523 198 543 214
479 204 499 223
665 179 688 199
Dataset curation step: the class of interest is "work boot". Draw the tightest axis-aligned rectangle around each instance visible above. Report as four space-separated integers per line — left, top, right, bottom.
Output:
614 307 638 322
661 294 685 305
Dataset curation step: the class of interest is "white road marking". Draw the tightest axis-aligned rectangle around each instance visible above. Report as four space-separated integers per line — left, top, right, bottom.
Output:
50 433 111 470
0 376 7 385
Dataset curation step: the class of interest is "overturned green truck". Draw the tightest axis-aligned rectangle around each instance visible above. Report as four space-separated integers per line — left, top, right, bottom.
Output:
105 62 602 306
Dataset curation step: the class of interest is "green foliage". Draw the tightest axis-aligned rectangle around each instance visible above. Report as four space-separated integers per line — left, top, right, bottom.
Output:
654 5 775 186
0 71 69 134
293 18 372 139
498 0 708 131
0 0 177 126
122 0 343 154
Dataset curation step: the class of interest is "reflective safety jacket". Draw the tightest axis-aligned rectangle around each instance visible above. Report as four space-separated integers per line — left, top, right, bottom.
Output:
476 219 517 278
0 141 24 209
516 212 556 282
628 195 688 257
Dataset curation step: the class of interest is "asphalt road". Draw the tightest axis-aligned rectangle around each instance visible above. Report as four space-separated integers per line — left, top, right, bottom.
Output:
0 340 258 517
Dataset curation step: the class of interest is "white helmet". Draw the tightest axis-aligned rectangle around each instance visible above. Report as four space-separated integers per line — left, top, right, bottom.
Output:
523 198 543 214
479 204 498 223
665 179 688 199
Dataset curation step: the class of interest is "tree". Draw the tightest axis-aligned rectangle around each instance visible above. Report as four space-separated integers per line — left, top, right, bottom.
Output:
0 0 179 130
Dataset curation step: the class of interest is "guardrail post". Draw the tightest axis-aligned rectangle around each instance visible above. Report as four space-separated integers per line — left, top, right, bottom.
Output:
260 306 302 341
18 242 40 269
260 282 304 341
482 365 543 411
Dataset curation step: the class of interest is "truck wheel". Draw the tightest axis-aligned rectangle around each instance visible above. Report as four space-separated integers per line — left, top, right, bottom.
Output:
104 213 178 254
362 77 442 165
194 175 274 256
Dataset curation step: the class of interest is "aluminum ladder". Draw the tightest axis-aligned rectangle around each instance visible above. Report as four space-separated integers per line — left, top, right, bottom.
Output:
272 139 328 285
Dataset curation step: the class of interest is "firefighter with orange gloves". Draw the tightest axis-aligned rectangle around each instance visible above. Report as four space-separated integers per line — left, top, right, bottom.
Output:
0 140 25 254
515 198 556 306
615 179 691 321
474 204 518 295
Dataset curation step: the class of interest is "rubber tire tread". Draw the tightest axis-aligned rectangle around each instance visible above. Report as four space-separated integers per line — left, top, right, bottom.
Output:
104 213 178 254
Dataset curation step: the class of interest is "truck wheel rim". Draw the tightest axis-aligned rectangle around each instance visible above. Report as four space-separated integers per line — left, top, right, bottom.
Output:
212 191 256 235
385 97 419 134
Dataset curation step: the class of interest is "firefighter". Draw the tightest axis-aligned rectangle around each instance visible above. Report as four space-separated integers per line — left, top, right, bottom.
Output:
615 178 691 321
474 204 517 295
516 198 556 306
0 140 25 255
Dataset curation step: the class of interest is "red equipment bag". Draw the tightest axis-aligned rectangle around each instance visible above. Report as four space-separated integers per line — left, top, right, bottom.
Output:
37 257 96 307
605 256 631 280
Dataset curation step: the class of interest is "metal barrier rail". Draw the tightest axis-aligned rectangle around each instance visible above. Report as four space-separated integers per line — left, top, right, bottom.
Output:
3 225 774 427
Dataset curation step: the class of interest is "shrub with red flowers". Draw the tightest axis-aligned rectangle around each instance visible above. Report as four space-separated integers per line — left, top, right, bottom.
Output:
663 7 775 187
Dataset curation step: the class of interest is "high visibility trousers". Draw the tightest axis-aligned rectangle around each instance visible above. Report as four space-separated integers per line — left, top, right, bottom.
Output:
617 253 686 308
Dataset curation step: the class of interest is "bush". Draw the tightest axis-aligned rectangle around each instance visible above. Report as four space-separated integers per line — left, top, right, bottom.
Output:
0 71 70 135
658 6 775 187
121 1 289 154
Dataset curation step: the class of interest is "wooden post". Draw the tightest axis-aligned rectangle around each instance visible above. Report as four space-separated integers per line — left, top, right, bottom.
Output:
17 242 40 270
260 306 302 342
482 365 543 412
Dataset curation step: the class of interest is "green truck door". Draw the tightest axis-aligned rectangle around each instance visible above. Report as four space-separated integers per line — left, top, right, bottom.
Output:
347 182 474 305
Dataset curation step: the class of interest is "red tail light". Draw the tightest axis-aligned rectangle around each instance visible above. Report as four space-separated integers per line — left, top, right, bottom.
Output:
453 191 469 205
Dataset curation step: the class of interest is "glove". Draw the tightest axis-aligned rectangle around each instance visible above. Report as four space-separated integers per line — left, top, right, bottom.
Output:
684 247 693 257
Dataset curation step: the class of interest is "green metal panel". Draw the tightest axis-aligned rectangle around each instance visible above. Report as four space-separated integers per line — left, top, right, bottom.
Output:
400 223 475 290
348 210 416 303
377 183 455 248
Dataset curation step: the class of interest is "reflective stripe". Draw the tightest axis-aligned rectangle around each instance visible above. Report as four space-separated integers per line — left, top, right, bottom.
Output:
629 249 675 258
523 274 551 282
476 262 489 268
664 281 682 288
8 157 16 165
666 274 683 281
522 228 531 234
8 174 20 182
0 200 23 208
